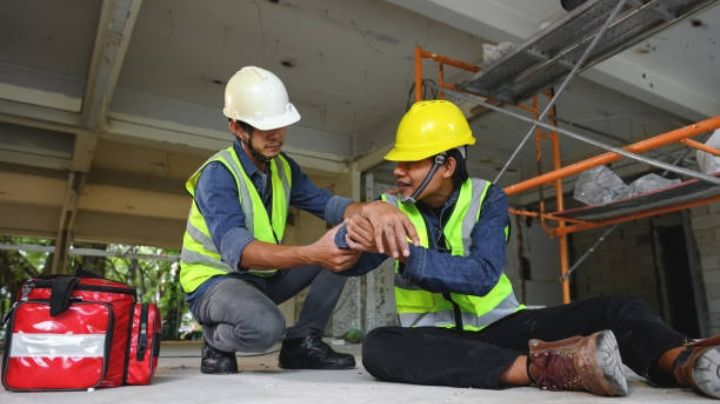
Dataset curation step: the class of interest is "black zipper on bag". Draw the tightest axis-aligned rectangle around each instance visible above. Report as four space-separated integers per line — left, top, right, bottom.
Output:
29 280 136 296
122 304 135 384
136 304 149 361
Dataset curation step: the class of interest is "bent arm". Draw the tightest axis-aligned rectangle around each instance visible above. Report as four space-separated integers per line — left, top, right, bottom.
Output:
402 186 509 296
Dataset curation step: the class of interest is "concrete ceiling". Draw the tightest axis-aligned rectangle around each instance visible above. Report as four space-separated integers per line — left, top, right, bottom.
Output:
0 0 718 251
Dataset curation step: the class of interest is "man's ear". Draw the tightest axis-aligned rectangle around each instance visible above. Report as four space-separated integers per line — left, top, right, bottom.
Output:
229 120 247 141
441 156 457 179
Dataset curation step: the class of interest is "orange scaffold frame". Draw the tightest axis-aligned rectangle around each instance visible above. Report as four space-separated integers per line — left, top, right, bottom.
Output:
413 46 720 304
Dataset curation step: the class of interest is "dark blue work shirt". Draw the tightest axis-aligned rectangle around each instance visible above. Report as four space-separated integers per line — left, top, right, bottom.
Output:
186 139 352 307
335 184 509 296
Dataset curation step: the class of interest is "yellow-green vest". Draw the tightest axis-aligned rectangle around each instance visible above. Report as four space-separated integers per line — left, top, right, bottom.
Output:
179 146 292 293
382 178 523 331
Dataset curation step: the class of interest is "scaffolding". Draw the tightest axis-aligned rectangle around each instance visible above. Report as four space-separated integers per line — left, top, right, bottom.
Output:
411 0 720 304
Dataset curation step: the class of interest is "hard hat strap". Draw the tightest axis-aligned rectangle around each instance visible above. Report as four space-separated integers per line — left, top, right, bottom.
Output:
400 153 446 204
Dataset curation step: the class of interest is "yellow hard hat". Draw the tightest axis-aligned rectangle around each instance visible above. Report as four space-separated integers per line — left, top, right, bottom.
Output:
385 100 475 162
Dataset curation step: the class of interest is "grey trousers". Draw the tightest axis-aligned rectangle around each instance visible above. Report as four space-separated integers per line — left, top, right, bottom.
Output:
190 265 347 353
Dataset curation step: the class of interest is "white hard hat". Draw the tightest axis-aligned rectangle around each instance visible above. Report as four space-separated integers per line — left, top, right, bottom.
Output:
222 66 301 130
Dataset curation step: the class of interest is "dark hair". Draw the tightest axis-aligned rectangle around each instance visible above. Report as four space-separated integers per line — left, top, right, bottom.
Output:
238 120 255 135
445 148 468 189
229 118 255 135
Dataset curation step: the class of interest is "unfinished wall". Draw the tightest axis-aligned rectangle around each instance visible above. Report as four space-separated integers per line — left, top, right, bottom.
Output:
570 210 719 339
571 219 664 313
511 217 563 307
689 204 720 336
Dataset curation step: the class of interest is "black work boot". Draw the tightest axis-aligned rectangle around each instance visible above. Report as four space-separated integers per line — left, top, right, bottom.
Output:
279 335 356 370
200 340 238 374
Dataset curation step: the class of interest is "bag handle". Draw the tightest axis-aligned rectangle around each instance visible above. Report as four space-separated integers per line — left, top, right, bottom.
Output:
49 276 80 316
35 269 105 316
74 268 104 279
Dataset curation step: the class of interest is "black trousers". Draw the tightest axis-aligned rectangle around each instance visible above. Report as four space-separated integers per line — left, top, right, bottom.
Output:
362 296 686 389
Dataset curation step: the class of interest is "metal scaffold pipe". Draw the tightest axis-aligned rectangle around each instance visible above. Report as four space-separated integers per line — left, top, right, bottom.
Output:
493 0 629 183
442 87 720 190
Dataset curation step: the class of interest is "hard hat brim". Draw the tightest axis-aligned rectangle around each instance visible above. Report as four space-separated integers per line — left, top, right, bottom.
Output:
384 147 435 162
384 136 476 162
223 104 301 131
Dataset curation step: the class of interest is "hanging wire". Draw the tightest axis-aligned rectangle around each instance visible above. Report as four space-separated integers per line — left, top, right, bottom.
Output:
560 224 619 281
406 79 439 110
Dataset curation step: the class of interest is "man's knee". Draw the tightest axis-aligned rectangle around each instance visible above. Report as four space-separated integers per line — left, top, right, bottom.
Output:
586 295 653 321
240 309 286 352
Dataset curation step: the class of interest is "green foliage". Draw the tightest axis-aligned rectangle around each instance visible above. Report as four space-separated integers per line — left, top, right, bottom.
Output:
1 237 190 340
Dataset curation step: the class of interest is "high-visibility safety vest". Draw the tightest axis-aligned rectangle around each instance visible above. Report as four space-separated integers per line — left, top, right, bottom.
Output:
382 178 523 331
179 146 292 293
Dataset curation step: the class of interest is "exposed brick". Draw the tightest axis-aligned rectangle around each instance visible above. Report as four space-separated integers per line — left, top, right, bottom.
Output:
708 202 720 214
700 255 720 271
708 297 720 313
709 312 720 327
693 214 720 231
695 237 720 252
635 234 652 246
693 228 717 243
706 284 720 300
703 270 720 285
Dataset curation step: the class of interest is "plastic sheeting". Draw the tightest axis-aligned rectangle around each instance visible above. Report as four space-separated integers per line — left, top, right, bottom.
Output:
574 166 681 206
697 129 720 175
574 166 629 205
625 173 680 197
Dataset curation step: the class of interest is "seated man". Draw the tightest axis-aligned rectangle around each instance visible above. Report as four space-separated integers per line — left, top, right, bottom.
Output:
335 99 720 399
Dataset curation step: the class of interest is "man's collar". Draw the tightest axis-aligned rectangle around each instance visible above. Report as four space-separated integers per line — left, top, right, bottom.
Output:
417 185 460 216
444 187 460 210
233 138 262 177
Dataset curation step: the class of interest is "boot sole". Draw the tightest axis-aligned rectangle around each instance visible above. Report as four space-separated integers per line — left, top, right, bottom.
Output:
594 330 628 396
200 366 239 374
692 346 720 399
279 359 356 370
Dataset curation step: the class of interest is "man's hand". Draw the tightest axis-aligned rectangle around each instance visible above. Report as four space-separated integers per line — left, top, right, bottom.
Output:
345 214 382 253
307 224 361 272
357 200 420 258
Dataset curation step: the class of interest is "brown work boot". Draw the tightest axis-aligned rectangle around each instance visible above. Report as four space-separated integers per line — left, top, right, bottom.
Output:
673 334 720 399
528 330 628 396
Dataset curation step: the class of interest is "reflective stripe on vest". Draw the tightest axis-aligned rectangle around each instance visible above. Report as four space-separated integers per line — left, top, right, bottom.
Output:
383 178 523 331
179 147 292 293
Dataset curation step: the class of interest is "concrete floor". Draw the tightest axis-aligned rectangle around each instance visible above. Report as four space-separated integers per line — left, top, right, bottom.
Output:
1 340 714 403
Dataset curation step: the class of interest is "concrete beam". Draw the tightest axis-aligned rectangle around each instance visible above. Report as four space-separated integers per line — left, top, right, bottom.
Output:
72 0 142 174
0 95 349 174
106 112 349 173
79 183 190 220
0 201 61 239
0 97 84 133
75 211 185 249
82 0 143 131
0 169 190 221
51 172 84 273
0 171 67 206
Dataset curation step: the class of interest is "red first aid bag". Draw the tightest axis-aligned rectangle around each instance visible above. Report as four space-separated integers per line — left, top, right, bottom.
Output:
125 303 161 385
2 270 161 391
